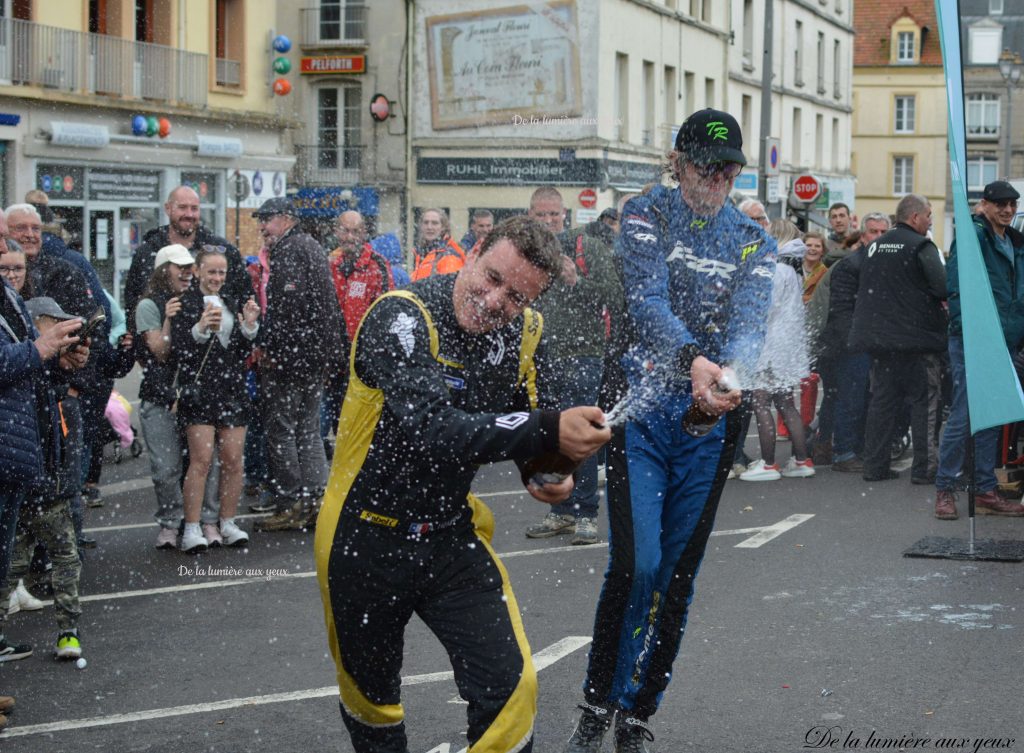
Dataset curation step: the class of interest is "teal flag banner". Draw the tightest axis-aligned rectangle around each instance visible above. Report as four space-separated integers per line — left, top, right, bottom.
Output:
935 0 1024 433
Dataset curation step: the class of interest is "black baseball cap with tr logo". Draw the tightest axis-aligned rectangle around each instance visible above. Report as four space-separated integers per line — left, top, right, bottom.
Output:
674 108 747 167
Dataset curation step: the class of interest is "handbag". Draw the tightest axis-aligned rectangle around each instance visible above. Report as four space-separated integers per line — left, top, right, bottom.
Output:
173 338 215 411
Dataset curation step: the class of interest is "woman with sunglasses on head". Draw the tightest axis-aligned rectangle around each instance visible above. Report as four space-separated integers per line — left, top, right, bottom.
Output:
171 246 260 553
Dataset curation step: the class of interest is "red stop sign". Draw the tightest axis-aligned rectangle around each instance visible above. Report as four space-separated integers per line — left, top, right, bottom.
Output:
578 188 597 208
792 174 822 203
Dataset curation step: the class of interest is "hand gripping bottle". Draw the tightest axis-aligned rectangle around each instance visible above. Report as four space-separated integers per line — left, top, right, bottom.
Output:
682 369 740 438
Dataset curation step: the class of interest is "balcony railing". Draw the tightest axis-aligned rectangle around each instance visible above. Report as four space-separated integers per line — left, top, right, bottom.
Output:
0 16 207 107
294 144 362 185
216 57 241 87
300 3 368 47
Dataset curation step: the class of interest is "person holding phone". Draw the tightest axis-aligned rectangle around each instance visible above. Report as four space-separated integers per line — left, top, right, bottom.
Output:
171 246 260 553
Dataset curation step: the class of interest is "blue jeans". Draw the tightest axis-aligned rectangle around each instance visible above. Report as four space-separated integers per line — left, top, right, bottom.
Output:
936 337 999 492
548 356 603 519
832 352 871 462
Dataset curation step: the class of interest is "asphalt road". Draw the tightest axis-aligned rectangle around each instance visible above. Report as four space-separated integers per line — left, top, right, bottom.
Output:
1 384 1022 753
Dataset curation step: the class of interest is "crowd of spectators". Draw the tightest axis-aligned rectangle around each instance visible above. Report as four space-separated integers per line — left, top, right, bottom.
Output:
3 175 1024 733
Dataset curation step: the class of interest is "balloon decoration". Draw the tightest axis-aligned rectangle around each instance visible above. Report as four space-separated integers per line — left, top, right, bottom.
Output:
130 114 173 138
271 35 293 96
272 78 292 96
272 35 291 53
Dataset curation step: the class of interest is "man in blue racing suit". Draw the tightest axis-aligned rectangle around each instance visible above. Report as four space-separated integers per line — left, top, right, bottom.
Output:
564 109 777 752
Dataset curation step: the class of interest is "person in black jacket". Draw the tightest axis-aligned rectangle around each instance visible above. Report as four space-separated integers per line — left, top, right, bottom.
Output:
171 247 259 552
314 215 609 753
122 186 247 333
848 194 947 483
250 197 344 532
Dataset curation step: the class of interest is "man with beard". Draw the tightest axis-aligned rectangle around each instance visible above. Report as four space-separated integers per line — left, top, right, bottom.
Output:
123 186 246 330
315 215 609 753
563 109 775 752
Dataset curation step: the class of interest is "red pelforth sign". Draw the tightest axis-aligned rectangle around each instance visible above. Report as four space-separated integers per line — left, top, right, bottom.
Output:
300 55 366 74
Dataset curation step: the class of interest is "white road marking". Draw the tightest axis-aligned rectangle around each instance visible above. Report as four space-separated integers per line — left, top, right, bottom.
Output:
734 514 815 548
2 637 593 739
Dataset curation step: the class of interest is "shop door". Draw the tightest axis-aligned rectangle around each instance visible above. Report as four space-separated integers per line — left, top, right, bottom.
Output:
87 208 115 295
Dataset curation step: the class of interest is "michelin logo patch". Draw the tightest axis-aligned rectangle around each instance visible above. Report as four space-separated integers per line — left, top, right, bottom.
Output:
389 312 417 357
495 412 529 430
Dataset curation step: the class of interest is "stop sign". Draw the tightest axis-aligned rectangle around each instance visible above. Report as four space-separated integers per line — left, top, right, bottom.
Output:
792 174 822 203
578 188 597 208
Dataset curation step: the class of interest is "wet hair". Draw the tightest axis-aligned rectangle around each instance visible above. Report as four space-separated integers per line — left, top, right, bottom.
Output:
895 194 930 223
477 215 562 284
768 218 802 245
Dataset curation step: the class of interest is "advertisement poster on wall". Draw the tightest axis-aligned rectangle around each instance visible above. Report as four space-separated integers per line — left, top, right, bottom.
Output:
425 0 582 130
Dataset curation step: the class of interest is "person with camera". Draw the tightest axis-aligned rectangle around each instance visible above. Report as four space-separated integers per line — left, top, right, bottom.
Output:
171 246 260 553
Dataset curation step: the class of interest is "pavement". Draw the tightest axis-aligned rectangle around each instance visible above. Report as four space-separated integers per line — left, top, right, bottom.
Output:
1 385 1022 752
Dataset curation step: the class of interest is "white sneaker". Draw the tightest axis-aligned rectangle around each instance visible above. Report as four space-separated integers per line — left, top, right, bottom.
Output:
728 462 746 480
781 456 816 478
219 519 250 547
14 581 44 612
740 459 781 481
180 525 208 554
155 527 178 550
202 523 223 548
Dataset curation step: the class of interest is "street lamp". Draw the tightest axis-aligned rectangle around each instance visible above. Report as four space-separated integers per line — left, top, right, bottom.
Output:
998 48 1023 178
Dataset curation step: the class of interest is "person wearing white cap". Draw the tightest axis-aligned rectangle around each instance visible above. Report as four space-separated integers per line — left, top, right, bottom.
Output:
135 245 220 550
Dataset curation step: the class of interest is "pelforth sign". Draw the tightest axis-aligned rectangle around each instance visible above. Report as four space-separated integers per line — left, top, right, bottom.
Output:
300 55 366 74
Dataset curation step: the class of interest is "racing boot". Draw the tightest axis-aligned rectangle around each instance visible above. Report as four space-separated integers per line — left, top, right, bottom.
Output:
614 714 655 753
564 701 614 753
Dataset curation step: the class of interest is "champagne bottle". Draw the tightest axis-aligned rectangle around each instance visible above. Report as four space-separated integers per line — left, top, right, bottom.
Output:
520 451 579 488
682 370 740 438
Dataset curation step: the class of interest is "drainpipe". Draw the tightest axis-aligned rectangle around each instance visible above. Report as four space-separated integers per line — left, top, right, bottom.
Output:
404 0 415 258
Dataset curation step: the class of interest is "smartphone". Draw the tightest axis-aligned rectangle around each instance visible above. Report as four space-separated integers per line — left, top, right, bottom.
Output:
76 309 106 345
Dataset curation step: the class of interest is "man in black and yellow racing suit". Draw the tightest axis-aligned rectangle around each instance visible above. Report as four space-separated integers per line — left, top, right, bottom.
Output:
314 215 611 753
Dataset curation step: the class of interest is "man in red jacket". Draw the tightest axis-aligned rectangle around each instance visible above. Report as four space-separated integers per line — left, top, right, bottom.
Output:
322 211 394 450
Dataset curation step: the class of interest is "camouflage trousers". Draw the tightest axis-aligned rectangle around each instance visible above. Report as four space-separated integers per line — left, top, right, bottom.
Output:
0 498 81 633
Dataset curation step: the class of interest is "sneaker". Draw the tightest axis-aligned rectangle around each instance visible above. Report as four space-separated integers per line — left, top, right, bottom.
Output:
248 498 277 514
55 631 81 659
0 638 32 663
525 512 575 539
934 490 958 520
12 580 44 614
739 459 781 481
571 517 599 545
832 457 864 473
155 526 178 550
84 485 104 508
727 462 746 480
614 714 655 753
974 490 1024 517
219 519 250 547
563 702 613 753
254 504 309 532
781 457 815 478
180 526 208 553
202 523 223 548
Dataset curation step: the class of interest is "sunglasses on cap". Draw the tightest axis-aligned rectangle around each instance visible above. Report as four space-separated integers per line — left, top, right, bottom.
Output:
690 161 743 180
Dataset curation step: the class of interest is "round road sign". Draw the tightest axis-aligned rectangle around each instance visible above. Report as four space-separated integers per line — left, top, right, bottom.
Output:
578 188 597 208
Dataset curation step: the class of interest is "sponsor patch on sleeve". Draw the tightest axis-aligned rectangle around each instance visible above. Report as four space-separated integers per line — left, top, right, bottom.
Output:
495 412 529 430
740 241 761 261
